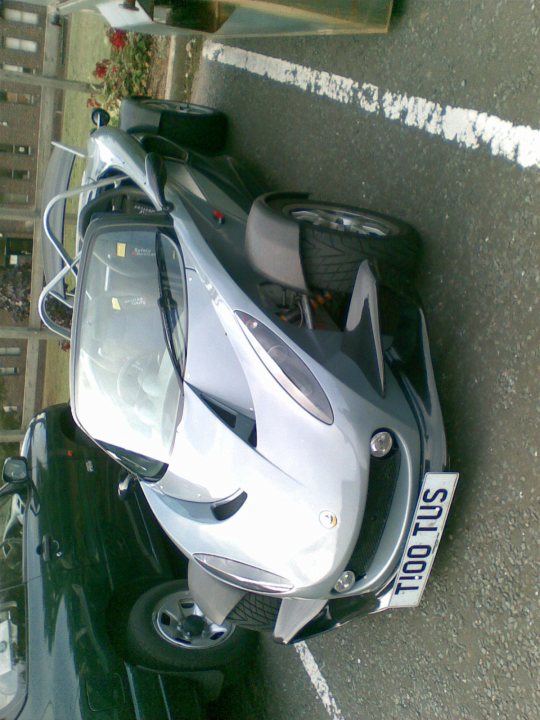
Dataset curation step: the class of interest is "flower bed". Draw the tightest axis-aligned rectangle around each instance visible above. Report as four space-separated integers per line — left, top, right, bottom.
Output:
87 28 156 120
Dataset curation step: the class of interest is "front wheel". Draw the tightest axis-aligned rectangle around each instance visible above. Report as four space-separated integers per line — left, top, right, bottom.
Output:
120 580 255 673
119 97 228 154
268 197 422 293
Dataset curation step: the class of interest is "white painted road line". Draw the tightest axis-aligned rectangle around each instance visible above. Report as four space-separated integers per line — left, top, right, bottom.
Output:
203 42 540 171
295 641 345 720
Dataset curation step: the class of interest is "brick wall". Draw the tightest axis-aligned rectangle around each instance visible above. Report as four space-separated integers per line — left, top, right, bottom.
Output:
0 310 27 416
0 1 46 221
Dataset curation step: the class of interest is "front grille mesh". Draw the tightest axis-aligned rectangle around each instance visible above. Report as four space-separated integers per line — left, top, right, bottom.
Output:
347 449 401 578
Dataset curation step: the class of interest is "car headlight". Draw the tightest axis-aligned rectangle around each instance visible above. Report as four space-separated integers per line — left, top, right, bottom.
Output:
235 311 333 424
194 553 294 594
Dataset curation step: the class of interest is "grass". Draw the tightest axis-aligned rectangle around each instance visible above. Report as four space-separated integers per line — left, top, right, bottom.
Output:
41 346 70 407
63 13 111 146
41 13 110 408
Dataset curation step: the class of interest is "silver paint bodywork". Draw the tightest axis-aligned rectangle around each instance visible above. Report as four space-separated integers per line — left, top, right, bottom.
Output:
40 125 450 642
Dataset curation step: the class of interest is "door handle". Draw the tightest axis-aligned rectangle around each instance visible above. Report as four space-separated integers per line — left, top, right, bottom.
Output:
37 534 61 562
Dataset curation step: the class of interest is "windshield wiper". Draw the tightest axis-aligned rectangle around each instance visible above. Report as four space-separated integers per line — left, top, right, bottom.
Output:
155 233 185 381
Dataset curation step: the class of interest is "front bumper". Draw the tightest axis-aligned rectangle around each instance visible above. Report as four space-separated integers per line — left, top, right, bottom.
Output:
182 288 453 644
288 300 452 643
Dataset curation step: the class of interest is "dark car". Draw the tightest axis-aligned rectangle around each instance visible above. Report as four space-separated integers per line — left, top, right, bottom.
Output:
0 404 253 720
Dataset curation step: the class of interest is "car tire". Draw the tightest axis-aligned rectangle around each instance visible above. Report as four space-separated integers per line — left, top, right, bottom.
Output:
121 580 255 674
227 592 281 632
268 197 421 293
119 97 228 154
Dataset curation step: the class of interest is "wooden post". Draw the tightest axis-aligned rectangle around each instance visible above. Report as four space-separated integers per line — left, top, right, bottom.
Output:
0 208 40 223
0 69 94 94
21 336 42 427
0 327 57 341
0 430 25 443
56 0 102 14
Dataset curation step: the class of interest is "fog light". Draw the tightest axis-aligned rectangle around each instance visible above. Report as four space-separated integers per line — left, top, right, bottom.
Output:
370 430 393 458
334 570 356 593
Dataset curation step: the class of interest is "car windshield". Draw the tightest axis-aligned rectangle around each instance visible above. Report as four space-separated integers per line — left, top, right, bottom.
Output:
73 223 187 469
0 493 26 715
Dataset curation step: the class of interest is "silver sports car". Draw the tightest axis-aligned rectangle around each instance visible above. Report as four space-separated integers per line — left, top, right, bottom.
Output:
40 98 458 644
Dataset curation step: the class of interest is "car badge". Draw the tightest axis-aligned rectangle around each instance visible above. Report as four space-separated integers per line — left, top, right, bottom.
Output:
319 511 338 529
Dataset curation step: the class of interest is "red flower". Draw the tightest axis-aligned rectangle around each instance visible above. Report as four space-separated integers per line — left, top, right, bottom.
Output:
109 29 127 49
86 97 101 108
94 61 108 79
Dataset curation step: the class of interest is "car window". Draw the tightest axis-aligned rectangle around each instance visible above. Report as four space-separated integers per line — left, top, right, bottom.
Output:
73 225 186 467
0 494 24 585
0 595 26 718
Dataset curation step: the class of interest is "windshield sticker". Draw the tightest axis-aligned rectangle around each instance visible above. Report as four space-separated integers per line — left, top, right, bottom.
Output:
116 242 126 257
131 246 155 257
122 296 148 307
111 296 149 311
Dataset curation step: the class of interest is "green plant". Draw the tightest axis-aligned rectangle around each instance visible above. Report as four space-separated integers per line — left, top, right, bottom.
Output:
88 29 154 120
0 411 20 432
0 378 21 432
0 443 19 468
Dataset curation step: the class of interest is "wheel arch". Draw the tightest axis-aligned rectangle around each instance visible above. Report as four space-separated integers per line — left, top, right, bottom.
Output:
245 192 309 292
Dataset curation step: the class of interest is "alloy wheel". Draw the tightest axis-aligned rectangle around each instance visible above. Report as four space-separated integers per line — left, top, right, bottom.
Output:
153 589 235 650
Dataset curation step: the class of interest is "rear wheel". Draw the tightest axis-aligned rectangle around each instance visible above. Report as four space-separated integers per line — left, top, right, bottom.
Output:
120 97 228 154
268 197 421 294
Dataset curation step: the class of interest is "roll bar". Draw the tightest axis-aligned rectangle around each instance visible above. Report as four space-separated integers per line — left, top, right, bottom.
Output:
38 174 128 339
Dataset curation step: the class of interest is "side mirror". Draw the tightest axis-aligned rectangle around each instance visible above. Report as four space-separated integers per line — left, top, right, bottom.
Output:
0 458 29 498
91 107 111 127
3 458 28 485
145 152 173 212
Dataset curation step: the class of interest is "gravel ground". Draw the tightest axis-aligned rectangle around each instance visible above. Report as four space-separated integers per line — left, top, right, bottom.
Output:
163 1 540 718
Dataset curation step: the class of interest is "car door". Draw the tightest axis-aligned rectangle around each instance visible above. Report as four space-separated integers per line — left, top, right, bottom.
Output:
23 410 99 580
14 409 147 720
0 491 27 720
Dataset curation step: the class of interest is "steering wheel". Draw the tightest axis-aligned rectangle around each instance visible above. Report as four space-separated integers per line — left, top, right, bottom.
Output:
117 355 148 405
116 354 160 427
0 538 23 572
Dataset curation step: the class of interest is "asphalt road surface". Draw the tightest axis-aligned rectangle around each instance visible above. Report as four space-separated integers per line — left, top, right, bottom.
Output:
184 2 539 718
